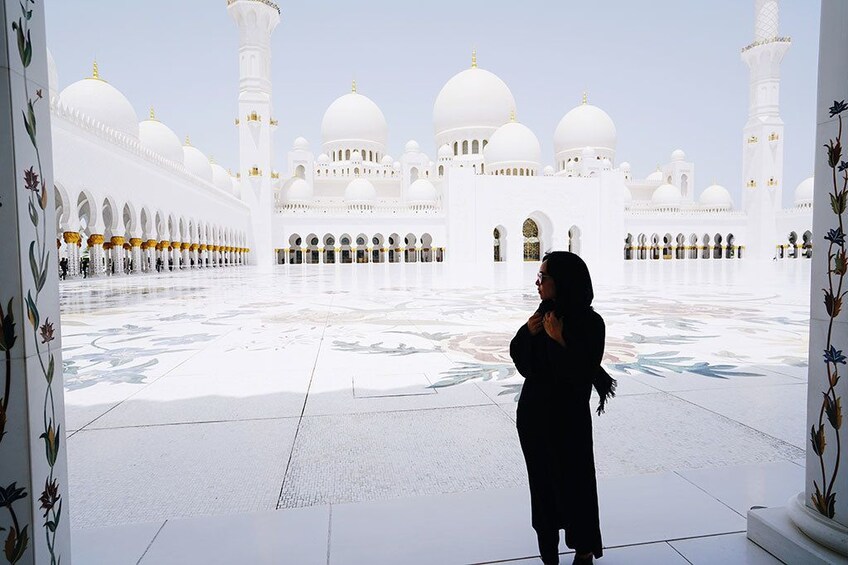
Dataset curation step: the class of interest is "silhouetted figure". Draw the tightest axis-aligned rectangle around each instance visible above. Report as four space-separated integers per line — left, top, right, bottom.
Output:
81 257 89 278
59 257 68 280
510 251 615 565
156 257 163 273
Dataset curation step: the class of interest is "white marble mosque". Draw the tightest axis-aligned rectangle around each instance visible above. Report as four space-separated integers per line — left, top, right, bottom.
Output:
46 0 812 281
1 1 846 564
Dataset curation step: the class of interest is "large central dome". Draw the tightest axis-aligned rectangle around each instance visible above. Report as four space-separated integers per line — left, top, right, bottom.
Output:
321 90 388 148
433 65 515 139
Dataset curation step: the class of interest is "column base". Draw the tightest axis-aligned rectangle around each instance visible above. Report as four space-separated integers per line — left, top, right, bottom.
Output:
747 493 848 565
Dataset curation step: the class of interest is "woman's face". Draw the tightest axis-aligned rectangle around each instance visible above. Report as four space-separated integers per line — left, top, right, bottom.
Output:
536 260 556 300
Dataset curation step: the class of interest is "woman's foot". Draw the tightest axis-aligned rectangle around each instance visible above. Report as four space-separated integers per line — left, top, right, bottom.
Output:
536 530 559 564
572 552 593 564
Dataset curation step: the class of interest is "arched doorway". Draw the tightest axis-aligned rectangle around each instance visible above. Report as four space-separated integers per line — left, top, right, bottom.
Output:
568 226 582 255
523 219 540 261
494 227 505 262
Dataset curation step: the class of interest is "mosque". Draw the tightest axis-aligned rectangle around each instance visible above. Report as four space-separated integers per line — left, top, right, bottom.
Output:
47 0 811 279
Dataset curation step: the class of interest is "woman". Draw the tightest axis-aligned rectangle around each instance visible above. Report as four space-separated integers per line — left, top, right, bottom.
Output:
510 251 613 564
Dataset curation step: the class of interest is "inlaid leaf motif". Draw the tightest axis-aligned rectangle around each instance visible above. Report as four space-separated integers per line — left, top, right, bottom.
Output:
811 424 826 455
824 395 842 430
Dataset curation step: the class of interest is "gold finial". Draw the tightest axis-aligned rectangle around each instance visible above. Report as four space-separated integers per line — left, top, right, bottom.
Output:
351 78 357 93
184 135 191 146
471 49 477 69
510 108 516 122
209 155 215 164
92 59 101 80
149 106 156 120
582 90 588 105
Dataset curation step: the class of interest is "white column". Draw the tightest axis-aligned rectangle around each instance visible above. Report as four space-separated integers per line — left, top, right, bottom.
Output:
747 1 848 561
0 0 73 560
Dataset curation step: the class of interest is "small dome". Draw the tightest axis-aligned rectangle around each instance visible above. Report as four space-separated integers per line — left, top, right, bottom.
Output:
345 178 377 203
182 141 213 182
59 69 139 137
293 137 310 151
566 161 576 173
351 149 362 162
47 48 58 98
405 140 420 153
433 65 516 139
671 149 686 162
286 177 313 203
317 153 330 164
381 154 394 165
211 163 233 193
794 176 814 206
646 168 664 182
543 165 554 176
408 178 438 203
652 183 682 207
139 116 183 163
699 183 733 209
484 121 542 169
438 144 452 158
554 102 616 156
620 161 631 172
321 91 388 147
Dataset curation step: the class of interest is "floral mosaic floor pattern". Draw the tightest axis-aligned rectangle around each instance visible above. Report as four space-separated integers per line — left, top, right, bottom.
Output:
61 260 811 529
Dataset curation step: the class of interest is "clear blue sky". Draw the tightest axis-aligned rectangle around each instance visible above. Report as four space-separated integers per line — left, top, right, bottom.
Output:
44 0 820 208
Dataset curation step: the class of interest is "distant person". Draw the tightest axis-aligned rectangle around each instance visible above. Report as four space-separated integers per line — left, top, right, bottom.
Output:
59 257 68 280
510 251 615 564
156 257 162 273
81 257 89 278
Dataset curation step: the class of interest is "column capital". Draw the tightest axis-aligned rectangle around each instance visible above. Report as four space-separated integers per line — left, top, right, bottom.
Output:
88 233 104 246
129 238 142 247
62 231 80 244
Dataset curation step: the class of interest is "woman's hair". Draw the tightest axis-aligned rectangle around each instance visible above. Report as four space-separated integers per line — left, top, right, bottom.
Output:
543 251 594 315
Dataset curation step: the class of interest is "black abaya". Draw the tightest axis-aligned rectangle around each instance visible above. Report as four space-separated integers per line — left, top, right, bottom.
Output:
510 309 605 559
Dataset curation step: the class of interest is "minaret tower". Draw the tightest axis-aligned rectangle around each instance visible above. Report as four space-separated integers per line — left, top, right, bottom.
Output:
228 0 281 269
740 0 790 260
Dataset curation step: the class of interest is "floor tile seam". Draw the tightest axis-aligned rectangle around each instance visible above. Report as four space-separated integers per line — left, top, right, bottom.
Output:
326 504 332 565
299 401 506 420
665 391 806 450
70 413 305 433
672 469 749 519
665 540 695 564
277 294 334 510
69 326 239 433
135 519 168 565
665 380 809 394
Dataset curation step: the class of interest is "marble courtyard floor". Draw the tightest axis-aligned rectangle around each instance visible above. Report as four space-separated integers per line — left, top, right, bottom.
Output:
61 260 813 563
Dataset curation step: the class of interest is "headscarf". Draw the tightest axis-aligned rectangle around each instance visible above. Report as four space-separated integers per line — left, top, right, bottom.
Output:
537 251 616 414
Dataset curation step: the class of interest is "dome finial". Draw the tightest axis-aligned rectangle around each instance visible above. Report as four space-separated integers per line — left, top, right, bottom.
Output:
510 108 516 122
184 134 191 147
149 106 156 120
471 49 477 69
582 90 588 105
92 59 101 80
351 78 357 93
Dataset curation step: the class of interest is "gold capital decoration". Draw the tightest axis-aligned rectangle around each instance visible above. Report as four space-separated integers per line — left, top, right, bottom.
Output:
130 238 142 247
88 234 104 246
181 242 190 250
140 241 150 250
190 243 199 252
110 236 125 246
171 241 181 250
159 240 170 248
63 231 81 244
102 242 112 250
199 244 208 252
146 239 158 248
122 243 131 250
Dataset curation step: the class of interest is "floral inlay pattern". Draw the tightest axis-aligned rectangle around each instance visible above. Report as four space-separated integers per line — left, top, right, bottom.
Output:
811 100 847 519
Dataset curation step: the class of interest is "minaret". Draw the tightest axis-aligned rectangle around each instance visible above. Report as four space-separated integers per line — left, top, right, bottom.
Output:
228 0 281 270
740 0 790 260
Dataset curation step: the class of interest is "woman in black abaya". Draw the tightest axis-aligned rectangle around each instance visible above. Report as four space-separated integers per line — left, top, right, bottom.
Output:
510 251 614 564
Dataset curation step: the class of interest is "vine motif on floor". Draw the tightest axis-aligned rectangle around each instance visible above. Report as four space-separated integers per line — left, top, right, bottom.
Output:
812 99 847 519
6 1 64 562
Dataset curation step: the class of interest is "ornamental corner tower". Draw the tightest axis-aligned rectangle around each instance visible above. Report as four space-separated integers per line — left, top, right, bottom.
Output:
740 0 790 260
228 0 281 269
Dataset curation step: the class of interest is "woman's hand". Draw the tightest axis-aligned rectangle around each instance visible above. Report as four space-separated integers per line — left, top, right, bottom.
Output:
527 313 543 336
543 311 565 347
